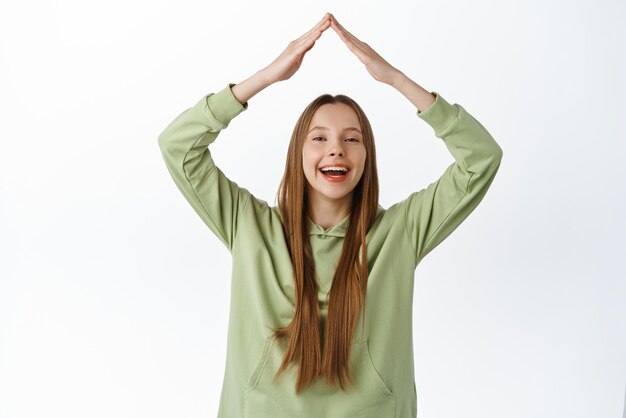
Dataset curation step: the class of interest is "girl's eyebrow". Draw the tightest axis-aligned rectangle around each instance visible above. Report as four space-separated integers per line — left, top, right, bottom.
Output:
307 126 362 134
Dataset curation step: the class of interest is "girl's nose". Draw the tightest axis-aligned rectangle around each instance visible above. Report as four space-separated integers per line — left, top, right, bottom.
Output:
328 141 345 157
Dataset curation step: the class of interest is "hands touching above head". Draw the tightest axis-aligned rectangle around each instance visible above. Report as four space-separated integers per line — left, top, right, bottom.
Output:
260 13 332 84
231 13 332 104
259 13 400 85
328 14 402 85
231 13 435 112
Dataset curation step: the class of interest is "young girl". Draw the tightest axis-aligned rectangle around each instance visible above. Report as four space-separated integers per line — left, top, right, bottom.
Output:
158 13 502 418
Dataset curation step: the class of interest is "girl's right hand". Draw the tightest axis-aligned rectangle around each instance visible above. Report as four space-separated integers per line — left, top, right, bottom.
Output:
260 13 332 84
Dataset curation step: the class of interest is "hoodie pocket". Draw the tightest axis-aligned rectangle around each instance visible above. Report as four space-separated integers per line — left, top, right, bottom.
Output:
244 336 395 418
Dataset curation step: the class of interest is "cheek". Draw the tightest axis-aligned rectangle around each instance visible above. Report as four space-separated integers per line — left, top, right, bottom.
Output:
301 153 315 181
357 150 367 173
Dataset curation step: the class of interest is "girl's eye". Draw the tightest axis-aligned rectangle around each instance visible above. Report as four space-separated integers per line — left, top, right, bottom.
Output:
311 137 360 142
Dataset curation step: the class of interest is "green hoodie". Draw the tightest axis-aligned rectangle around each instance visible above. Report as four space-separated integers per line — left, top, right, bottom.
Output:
158 83 503 418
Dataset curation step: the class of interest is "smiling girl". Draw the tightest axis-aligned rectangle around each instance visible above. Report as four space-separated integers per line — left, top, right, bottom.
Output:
158 12 502 418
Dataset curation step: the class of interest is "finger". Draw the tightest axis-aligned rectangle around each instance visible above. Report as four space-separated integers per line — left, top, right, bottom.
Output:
331 20 362 53
293 20 329 47
293 18 330 47
304 32 325 55
305 13 331 36
330 16 364 47
290 27 325 59
333 20 361 46
332 22 374 63
330 20 373 63
297 13 331 41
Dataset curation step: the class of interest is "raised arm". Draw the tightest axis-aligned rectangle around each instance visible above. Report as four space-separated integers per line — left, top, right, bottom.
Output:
329 14 436 112
158 14 332 251
330 14 503 264
232 13 332 104
404 94 503 264
158 85 249 251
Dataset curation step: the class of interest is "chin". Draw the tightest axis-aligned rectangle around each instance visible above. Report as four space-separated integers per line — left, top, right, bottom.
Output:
320 188 355 201
306 175 357 201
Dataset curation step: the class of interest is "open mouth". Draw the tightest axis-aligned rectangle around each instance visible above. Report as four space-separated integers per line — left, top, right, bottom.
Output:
319 166 350 182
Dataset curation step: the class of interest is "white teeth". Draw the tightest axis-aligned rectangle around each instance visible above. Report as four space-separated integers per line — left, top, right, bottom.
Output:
320 166 348 172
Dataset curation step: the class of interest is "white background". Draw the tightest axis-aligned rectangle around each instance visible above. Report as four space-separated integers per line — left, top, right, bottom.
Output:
1 0 625 417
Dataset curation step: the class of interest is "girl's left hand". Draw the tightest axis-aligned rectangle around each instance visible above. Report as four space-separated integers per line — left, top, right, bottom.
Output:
330 14 401 85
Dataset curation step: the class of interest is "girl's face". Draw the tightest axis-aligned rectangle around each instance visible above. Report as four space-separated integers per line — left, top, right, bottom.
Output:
302 103 367 205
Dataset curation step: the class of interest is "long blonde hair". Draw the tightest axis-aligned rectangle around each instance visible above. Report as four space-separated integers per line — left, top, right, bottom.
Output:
272 94 379 394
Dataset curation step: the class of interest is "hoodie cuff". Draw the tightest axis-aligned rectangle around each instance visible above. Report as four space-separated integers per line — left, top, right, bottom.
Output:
206 83 248 125
416 91 460 137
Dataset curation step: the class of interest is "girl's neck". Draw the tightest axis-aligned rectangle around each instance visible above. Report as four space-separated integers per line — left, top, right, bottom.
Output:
307 193 352 230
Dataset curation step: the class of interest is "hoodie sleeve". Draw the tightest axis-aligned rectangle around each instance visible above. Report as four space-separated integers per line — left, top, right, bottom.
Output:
158 83 251 252
402 91 503 265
